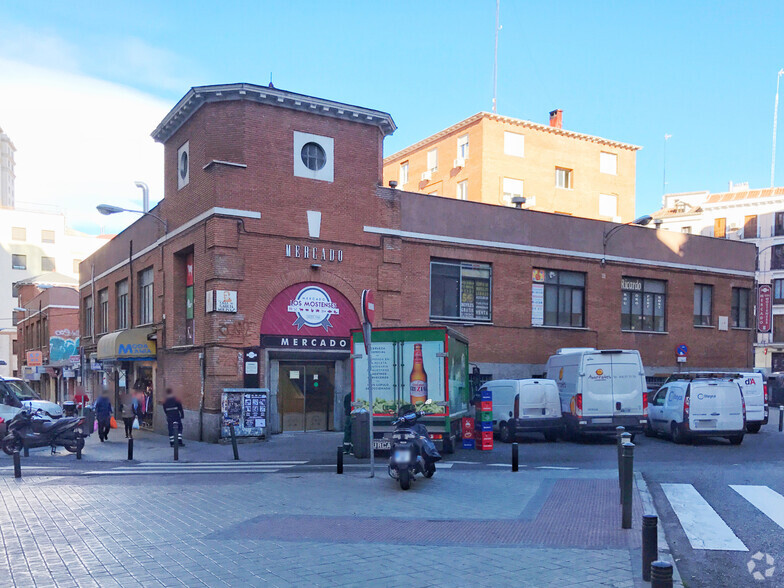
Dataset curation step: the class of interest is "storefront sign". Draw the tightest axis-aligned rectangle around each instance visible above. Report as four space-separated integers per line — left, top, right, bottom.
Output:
243 347 260 388
26 351 43 367
285 244 343 262
531 283 544 326
63 369 76 378
758 284 772 334
206 290 238 313
261 335 349 349
621 277 643 291
69 355 80 366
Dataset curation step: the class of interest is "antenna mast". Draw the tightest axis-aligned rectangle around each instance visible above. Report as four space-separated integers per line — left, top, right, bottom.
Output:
771 69 784 187
492 0 500 113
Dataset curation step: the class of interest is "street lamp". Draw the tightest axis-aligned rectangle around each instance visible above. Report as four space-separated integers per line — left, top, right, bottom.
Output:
601 215 654 266
97 204 168 232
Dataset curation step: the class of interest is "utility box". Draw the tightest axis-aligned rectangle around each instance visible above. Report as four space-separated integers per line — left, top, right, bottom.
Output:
351 410 370 458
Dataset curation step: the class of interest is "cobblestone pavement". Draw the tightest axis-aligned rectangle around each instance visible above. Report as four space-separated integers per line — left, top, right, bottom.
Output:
0 469 642 587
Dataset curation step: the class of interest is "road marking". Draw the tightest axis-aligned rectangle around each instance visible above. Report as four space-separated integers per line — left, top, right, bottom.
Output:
536 466 578 470
661 483 748 551
730 485 784 531
449 461 480 464
87 466 284 475
134 461 307 466
488 463 512 467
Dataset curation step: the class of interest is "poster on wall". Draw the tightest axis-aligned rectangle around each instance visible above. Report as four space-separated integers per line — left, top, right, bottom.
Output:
221 388 268 437
532 283 544 326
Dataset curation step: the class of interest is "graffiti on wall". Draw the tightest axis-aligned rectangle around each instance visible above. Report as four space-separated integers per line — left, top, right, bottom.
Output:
50 336 80 363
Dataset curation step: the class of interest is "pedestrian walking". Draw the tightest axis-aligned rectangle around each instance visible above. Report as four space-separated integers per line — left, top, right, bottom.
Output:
163 388 184 447
119 391 140 439
94 391 113 442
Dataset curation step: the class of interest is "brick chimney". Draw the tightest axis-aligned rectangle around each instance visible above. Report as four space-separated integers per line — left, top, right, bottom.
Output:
549 109 563 129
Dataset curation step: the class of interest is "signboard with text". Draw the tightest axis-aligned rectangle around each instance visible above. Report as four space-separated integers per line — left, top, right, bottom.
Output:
757 284 772 334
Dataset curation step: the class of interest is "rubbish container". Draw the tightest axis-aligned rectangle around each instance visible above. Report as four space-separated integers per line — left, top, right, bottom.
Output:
351 410 370 459
63 401 76 417
81 407 95 437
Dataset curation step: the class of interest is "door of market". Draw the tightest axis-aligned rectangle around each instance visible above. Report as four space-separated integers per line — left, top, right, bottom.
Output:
278 362 335 431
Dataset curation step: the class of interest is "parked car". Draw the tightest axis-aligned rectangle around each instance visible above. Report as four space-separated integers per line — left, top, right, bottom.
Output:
0 377 63 435
480 379 562 442
647 378 745 444
664 372 767 433
545 348 647 438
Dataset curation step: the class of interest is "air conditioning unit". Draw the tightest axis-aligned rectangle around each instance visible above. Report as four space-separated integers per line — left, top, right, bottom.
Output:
453 158 466 168
421 170 432 182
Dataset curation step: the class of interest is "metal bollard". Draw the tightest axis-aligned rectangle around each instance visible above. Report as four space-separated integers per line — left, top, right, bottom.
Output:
621 442 634 529
650 560 674 588
229 424 240 461
13 450 21 479
336 446 343 474
779 406 783 432
128 437 133 461
76 435 82 460
616 427 625 490
642 514 659 581
174 434 179 461
619 432 631 503
512 442 519 472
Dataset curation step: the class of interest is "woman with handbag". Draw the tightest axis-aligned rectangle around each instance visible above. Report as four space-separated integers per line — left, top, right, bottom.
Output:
119 391 140 439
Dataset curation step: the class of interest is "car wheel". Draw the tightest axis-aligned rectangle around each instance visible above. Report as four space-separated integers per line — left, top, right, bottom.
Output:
728 434 744 445
499 422 514 443
544 430 558 442
746 423 761 434
671 422 687 444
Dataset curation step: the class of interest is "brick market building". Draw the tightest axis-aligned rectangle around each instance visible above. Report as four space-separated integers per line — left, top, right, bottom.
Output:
79 83 755 442
382 110 639 222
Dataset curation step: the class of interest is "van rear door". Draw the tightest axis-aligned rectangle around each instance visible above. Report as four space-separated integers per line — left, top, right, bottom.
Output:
611 353 644 417
518 381 549 419
581 353 614 418
739 375 764 422
689 382 742 431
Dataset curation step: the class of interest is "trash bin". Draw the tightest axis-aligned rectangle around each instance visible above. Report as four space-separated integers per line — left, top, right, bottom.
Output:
63 401 76 417
351 410 370 459
81 407 95 437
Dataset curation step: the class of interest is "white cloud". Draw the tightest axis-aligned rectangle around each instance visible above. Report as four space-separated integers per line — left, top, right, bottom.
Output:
0 57 170 234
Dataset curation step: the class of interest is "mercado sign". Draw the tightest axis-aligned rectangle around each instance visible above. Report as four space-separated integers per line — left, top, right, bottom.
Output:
285 244 343 262
260 282 360 350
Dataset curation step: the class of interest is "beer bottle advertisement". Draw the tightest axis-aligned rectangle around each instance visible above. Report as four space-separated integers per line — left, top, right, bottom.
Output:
405 341 442 413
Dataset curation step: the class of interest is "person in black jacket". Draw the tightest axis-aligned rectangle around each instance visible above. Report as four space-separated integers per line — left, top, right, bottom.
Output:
163 388 184 447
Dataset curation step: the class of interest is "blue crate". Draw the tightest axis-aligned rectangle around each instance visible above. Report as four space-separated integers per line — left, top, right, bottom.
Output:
462 439 475 449
474 420 493 431
480 389 493 401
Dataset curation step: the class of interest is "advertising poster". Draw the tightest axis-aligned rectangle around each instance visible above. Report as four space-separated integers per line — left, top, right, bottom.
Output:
401 340 444 412
351 341 396 413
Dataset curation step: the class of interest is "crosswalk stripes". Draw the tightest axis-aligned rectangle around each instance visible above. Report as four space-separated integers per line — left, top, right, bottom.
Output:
86 461 306 476
660 483 749 551
730 485 784 531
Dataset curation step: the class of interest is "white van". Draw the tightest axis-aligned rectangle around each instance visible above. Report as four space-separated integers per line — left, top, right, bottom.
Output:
647 379 745 444
545 349 647 437
664 372 767 433
480 379 562 443
0 377 63 434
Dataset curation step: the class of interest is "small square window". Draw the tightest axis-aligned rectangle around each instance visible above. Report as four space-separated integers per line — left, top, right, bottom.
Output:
11 254 26 270
11 227 26 241
504 132 525 157
427 148 438 172
599 194 617 218
600 152 618 175
41 230 55 243
399 162 409 186
41 257 56 272
457 135 469 160
502 178 523 206
457 180 468 201
293 131 334 182
555 167 573 189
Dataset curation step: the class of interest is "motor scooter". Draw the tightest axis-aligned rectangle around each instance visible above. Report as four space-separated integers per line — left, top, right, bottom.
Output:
2 409 86 455
388 400 441 490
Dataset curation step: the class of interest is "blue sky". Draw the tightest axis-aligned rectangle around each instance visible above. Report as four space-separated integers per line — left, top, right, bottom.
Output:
2 0 784 230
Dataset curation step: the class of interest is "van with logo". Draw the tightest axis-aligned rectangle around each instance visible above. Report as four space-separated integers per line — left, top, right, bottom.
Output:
545 349 647 438
479 379 562 443
647 378 745 444
664 372 767 433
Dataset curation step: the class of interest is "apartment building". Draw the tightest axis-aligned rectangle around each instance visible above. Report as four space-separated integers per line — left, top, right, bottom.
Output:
0 125 15 208
651 184 784 372
383 110 640 222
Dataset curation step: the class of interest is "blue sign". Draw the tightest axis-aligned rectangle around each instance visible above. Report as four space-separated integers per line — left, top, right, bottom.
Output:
676 344 688 357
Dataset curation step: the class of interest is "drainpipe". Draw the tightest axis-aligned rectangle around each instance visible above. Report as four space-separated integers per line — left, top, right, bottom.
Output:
135 181 149 213
198 352 205 441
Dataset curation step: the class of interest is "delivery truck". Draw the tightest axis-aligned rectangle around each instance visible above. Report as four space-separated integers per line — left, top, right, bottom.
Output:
350 326 469 453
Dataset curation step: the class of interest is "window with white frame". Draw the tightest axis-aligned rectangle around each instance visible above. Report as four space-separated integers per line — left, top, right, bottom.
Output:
457 180 468 200
427 148 438 172
98 288 109 334
116 279 128 330
555 167 573 189
600 152 618 175
399 162 409 186
84 295 93 337
501 178 523 206
139 267 154 325
599 194 617 218
457 135 469 160
504 132 524 157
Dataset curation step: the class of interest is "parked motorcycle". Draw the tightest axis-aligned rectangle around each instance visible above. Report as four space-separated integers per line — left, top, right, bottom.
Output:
1 409 86 455
388 401 442 490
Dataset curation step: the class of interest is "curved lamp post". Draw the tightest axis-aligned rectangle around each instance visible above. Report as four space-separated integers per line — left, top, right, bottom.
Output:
601 215 653 266
96 204 168 233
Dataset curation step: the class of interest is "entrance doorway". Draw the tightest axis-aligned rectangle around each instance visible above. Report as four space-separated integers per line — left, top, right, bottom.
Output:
279 362 335 431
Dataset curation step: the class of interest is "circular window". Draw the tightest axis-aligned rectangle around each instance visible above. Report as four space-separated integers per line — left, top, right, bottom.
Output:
179 151 188 180
301 142 326 171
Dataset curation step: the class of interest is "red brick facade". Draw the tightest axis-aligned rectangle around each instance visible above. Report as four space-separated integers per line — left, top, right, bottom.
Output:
78 84 756 441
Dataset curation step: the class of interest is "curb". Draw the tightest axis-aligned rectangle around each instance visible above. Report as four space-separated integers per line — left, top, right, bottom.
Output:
635 471 683 587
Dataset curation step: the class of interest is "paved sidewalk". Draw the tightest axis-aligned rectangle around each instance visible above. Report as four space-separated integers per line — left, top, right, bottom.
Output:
0 467 650 587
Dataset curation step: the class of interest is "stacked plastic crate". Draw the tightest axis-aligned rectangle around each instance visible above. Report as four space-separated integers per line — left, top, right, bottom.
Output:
475 389 493 450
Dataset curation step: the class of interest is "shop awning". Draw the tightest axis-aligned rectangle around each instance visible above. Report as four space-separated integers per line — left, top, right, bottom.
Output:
97 328 157 360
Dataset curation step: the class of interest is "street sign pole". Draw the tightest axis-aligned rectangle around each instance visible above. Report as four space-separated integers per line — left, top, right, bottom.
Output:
363 321 374 478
